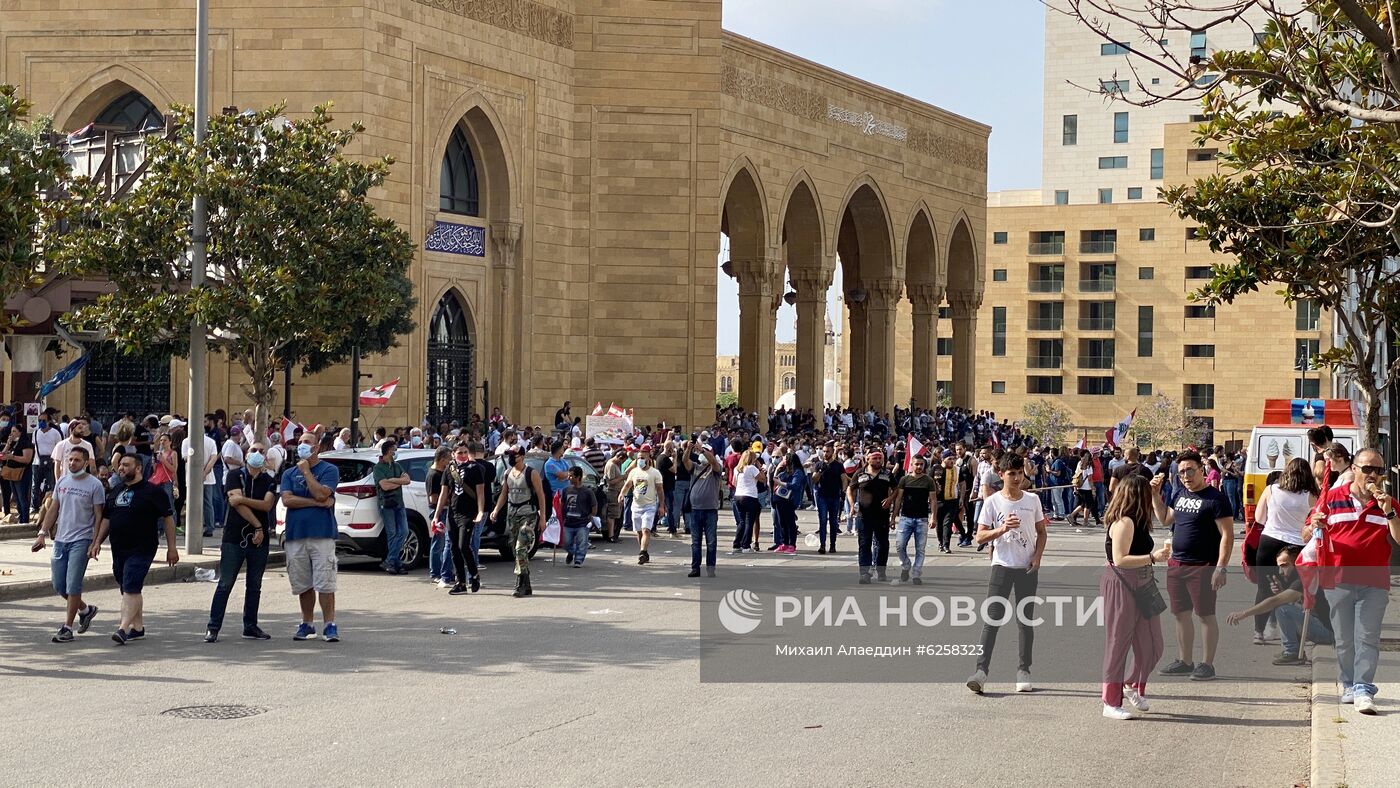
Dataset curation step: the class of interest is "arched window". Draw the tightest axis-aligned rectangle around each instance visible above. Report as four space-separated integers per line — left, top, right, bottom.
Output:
93 91 163 132
783 375 796 391
426 293 475 424
440 126 480 216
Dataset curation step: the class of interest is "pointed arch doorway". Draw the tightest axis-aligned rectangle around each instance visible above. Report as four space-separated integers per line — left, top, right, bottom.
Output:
425 291 477 426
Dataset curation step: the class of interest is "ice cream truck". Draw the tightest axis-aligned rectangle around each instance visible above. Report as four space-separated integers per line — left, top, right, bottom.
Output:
1243 398 1362 526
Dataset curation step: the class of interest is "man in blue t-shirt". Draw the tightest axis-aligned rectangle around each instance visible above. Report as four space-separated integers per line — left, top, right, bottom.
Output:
1150 450 1235 682
280 434 341 643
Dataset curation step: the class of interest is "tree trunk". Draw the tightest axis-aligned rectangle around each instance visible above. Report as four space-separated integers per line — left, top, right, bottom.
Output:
1356 381 1384 449
242 356 277 444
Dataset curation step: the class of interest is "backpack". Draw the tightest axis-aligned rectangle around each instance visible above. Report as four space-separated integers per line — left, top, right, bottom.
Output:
506 465 540 512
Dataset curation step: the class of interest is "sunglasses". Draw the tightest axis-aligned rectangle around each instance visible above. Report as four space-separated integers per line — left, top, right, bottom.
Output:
1359 465 1386 476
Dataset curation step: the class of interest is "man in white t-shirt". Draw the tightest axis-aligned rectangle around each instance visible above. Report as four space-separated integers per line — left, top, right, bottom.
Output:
967 453 1049 696
51 418 95 481
619 444 665 566
182 431 219 537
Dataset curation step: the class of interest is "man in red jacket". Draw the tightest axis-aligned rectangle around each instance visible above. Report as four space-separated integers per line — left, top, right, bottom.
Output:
1306 448 1400 715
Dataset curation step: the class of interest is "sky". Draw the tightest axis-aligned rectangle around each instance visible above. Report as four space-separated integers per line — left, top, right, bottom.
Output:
715 0 1045 355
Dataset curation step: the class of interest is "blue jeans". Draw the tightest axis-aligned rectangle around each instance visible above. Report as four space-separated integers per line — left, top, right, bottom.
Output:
1273 601 1334 655
1094 482 1106 515
1324 584 1389 697
895 516 928 578
816 495 842 548
430 510 455 582
670 479 691 532
50 538 92 596
206 536 269 632
733 496 760 549
201 483 219 536
381 504 408 570
1223 478 1242 519
690 509 718 570
565 525 590 565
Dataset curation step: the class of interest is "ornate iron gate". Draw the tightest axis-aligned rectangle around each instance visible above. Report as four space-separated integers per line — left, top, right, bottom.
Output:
82 342 171 423
425 294 475 426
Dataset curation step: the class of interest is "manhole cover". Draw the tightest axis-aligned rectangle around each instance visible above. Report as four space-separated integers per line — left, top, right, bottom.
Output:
161 705 269 720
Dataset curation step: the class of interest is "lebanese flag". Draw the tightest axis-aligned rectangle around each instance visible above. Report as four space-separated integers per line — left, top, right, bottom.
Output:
1295 527 1329 611
905 436 924 471
358 378 399 407
1106 409 1136 447
279 417 301 443
591 402 604 416
607 403 625 418
1075 436 1087 451
990 431 1002 449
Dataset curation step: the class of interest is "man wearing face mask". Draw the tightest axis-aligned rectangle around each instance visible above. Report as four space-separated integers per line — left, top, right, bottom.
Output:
34 446 106 642
32 408 63 517
281 434 341 641
402 428 425 449
204 441 277 642
619 444 665 565
92 454 177 645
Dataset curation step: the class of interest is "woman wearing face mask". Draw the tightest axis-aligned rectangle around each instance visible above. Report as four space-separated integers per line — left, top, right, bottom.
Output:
0 411 34 525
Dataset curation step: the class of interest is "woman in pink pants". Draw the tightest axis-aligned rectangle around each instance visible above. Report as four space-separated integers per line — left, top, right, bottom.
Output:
1100 474 1169 720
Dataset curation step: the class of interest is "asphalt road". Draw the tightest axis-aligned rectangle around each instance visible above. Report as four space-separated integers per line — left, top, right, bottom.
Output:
0 511 1309 787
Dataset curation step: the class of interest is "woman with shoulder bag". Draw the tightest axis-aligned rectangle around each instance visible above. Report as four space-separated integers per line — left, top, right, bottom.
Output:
148 433 180 532
0 417 33 524
1100 473 1170 720
771 452 805 554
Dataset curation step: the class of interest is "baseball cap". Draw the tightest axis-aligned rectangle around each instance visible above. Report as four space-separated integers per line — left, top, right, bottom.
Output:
640 443 654 453
942 449 954 459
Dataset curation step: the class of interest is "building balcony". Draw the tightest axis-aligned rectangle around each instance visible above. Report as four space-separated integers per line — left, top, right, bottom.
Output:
1027 318 1064 331
1078 355 1116 370
1078 317 1116 331
1027 355 1063 370
1078 240 1117 255
1028 279 1064 294
1078 278 1116 293
1029 241 1065 255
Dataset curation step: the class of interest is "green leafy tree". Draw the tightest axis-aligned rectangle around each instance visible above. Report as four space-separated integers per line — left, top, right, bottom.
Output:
1131 395 1211 451
0 85 67 333
1056 1 1400 445
60 103 416 437
716 392 738 410
1020 399 1074 447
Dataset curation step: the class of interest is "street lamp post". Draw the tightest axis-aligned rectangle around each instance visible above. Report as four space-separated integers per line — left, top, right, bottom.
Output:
185 0 210 555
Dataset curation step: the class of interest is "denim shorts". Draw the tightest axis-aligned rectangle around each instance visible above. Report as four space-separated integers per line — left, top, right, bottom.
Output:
50 538 92 597
112 549 157 594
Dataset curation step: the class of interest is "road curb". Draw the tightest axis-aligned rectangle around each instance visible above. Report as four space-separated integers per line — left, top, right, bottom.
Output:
0 522 38 541
0 550 286 603
1309 643 1346 788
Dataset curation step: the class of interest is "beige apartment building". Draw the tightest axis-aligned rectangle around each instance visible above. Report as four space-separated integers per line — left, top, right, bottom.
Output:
980 124 1331 438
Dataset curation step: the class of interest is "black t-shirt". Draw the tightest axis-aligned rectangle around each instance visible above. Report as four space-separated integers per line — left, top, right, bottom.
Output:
674 451 692 482
560 485 596 527
1111 461 1153 487
476 458 497 495
657 455 676 493
451 461 486 518
222 468 276 543
817 459 846 498
106 479 172 553
852 468 894 521
1169 485 1233 564
896 473 934 519
1 427 33 470
1277 572 1333 632
426 466 446 510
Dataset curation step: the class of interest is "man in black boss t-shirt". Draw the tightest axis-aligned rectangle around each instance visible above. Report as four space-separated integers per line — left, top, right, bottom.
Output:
93 454 176 644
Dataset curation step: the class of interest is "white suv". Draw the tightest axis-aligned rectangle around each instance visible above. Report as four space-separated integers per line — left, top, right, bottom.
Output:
274 448 437 568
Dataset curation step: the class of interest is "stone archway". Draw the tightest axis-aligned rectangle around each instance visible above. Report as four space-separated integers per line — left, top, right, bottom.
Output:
946 215 983 409
837 179 898 412
425 289 477 425
720 159 774 419
904 207 941 411
779 172 828 415
51 64 174 133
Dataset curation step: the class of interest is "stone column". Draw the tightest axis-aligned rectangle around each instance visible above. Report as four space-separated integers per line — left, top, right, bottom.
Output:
950 290 982 410
863 277 903 414
845 297 868 409
733 258 779 423
790 269 832 413
491 221 522 418
908 283 944 411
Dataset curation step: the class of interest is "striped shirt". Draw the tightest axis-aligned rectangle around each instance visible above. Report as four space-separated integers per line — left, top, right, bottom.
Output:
1320 484 1394 589
582 447 607 476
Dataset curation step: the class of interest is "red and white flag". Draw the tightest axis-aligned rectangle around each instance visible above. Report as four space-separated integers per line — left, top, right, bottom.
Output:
1295 527 1329 611
278 417 301 443
607 403 625 418
590 402 604 416
357 378 399 407
1105 409 1137 448
1075 436 1088 451
905 436 924 471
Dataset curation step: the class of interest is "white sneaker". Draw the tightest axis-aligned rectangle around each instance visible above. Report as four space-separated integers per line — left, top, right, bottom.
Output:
436 579 453 590
1341 687 1356 704
1102 703 1136 720
1355 694 1378 715
1122 686 1150 712
966 669 986 694
1262 620 1280 641
1015 670 1033 692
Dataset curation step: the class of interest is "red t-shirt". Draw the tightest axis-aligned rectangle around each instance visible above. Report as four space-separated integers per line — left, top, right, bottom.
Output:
1319 484 1394 589
724 452 741 488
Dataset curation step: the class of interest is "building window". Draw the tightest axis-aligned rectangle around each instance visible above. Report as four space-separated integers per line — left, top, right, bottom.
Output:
1150 148 1164 179
1079 376 1115 396
937 380 951 396
1114 111 1129 143
1185 227 1201 241
1184 344 1216 358
993 231 1008 244
1098 188 1113 204
1296 299 1320 331
1127 187 1143 200
1099 156 1128 169
782 374 795 391
937 338 953 356
1189 149 1219 162
992 307 1007 357
1295 338 1320 370
440 126 481 216
1296 378 1321 398
1054 190 1069 205
991 381 1007 394
94 91 164 133
938 306 951 320
1062 115 1078 146
1185 304 1216 319
1027 376 1064 394
1139 267 1154 280
1137 383 1153 396
1101 41 1129 55
1190 30 1207 60
1255 31 1272 47
1100 79 1130 95
1138 306 1153 357
1185 383 1214 410
1186 265 1212 279
992 269 1008 282
1081 229 1117 254
1139 228 1155 241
